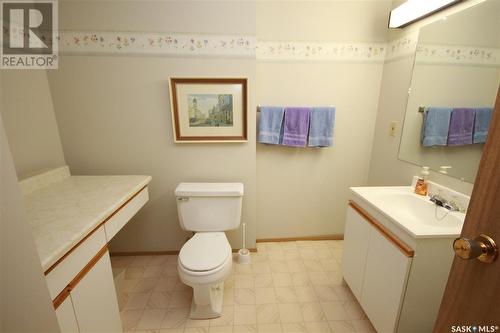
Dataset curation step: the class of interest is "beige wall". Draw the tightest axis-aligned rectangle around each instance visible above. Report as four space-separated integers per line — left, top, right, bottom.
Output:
256 1 390 42
59 0 255 35
367 0 490 195
48 1 257 252
0 71 66 179
0 76 60 331
255 1 391 238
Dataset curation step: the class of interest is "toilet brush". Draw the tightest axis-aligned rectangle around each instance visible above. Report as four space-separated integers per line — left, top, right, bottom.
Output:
237 222 251 264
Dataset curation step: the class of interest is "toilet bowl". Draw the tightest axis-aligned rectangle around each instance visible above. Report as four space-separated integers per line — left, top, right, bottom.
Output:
177 232 232 318
175 182 243 319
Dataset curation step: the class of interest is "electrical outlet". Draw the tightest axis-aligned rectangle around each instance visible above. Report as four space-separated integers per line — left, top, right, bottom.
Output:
389 121 398 137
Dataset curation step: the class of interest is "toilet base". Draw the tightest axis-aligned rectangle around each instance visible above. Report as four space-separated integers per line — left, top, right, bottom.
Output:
189 282 224 319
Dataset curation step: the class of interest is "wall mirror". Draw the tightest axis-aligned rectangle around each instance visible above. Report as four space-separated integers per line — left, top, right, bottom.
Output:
398 0 499 182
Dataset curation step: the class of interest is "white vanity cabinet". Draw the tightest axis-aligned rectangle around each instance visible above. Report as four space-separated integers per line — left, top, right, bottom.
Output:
343 203 414 333
55 297 79 332
47 186 149 332
21 167 152 333
342 206 371 300
70 251 122 332
54 250 121 333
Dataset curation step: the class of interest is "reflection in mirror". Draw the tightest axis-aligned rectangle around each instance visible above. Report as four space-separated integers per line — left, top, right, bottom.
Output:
398 0 499 182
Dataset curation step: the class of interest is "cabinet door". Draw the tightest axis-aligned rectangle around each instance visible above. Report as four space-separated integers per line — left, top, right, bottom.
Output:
361 228 412 333
55 296 80 332
70 251 122 333
342 206 372 300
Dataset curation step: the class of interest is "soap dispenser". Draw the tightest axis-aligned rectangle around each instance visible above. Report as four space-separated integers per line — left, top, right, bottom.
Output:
414 166 429 196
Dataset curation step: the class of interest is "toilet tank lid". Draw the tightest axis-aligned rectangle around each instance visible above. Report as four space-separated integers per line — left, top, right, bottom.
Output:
175 183 244 197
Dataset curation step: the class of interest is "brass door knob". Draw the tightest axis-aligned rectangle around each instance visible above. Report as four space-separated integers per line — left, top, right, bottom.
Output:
453 234 498 263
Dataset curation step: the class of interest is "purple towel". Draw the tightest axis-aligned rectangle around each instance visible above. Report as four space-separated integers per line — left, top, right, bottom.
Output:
282 107 312 147
447 108 475 146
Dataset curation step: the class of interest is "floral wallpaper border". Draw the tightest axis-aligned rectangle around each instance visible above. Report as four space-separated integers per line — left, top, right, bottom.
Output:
256 41 387 62
59 31 256 57
59 31 390 62
58 31 499 66
416 44 499 66
385 32 419 62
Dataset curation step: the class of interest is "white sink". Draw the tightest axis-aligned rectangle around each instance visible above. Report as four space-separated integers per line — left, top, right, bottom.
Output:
350 186 466 238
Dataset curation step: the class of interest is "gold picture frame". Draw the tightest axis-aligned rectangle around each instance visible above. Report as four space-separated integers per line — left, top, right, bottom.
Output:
169 78 248 143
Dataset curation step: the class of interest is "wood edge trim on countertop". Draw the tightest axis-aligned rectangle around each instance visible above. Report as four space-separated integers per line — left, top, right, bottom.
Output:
110 248 257 257
53 246 108 310
348 201 415 258
44 185 148 275
256 235 343 243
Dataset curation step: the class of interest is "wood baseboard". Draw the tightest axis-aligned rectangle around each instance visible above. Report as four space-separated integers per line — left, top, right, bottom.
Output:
256 234 343 243
110 248 257 257
110 250 179 256
233 248 257 253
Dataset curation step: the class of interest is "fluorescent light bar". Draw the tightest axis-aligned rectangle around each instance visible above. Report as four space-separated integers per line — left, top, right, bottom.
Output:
389 0 461 28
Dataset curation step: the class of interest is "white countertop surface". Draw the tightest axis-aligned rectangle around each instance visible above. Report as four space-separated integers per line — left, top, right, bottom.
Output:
23 169 151 271
350 186 466 239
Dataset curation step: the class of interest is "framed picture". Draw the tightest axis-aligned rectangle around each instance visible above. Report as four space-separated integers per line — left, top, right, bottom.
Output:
169 78 248 142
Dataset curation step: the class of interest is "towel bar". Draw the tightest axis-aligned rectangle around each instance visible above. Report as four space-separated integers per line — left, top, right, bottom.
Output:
256 105 335 112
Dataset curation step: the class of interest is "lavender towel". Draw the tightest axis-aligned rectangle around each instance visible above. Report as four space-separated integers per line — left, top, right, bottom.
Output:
447 108 475 146
282 107 312 147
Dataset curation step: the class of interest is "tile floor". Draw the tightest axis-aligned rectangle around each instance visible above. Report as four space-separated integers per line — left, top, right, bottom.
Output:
111 240 376 333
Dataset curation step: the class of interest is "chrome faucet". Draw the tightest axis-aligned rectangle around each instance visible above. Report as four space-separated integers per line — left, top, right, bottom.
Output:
429 194 461 212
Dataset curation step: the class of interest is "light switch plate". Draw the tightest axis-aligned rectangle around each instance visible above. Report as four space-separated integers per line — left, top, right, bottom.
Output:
389 121 399 137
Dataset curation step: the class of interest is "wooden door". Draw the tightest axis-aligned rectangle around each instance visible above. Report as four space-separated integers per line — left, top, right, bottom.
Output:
434 88 500 331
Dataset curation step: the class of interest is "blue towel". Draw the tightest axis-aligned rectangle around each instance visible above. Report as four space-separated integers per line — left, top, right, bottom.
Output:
257 106 285 144
473 107 493 144
421 107 452 147
308 107 335 147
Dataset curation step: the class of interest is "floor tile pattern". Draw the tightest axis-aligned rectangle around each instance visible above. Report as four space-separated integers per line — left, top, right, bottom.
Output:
111 240 376 333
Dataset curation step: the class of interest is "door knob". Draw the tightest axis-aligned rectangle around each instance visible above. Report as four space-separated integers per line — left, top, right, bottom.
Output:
453 234 498 263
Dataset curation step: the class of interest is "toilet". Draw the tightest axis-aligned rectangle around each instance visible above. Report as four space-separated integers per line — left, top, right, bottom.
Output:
175 182 244 319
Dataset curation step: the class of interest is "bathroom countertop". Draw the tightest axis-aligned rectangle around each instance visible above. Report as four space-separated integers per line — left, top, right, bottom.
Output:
22 168 151 271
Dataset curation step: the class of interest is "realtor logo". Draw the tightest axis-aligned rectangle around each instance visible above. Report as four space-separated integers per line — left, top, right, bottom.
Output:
1 0 58 69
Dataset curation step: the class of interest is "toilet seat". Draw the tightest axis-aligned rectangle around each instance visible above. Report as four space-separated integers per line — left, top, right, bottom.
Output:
179 232 231 272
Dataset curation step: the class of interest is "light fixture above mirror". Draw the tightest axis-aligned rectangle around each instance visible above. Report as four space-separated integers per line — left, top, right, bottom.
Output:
389 0 462 28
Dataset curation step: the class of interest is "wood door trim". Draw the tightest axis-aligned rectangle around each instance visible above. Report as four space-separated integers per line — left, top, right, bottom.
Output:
349 201 415 258
44 185 148 275
53 246 108 310
256 235 343 243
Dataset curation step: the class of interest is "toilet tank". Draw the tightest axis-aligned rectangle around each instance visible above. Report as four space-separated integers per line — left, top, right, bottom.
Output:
175 183 244 232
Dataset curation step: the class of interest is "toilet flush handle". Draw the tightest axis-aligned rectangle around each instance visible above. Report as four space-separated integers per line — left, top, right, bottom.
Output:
177 197 189 202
